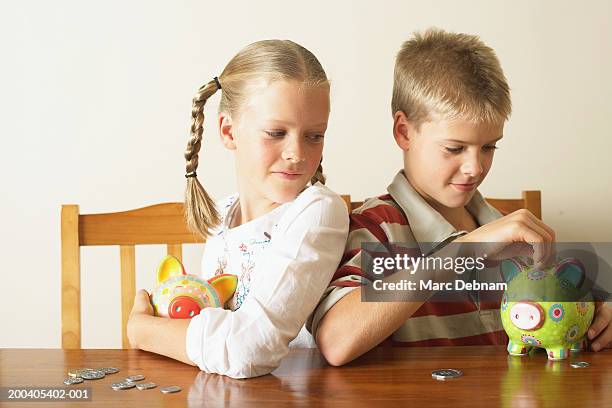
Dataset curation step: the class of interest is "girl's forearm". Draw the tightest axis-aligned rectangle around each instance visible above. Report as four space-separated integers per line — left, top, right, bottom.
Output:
130 314 195 366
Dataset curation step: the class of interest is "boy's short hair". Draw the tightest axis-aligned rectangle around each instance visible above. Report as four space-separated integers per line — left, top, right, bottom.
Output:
392 28 511 128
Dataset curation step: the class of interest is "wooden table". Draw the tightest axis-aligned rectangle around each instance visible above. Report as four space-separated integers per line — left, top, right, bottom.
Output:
1 346 610 407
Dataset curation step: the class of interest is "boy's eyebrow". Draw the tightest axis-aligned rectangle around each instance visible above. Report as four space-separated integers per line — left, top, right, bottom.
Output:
443 135 504 144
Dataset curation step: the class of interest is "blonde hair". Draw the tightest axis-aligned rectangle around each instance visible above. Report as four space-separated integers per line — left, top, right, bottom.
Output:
185 40 329 239
392 28 511 128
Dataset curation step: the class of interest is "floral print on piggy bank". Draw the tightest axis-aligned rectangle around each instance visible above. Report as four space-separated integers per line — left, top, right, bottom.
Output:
151 255 237 318
500 258 594 360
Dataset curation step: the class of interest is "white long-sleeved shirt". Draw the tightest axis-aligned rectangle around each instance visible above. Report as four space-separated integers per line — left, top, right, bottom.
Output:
185 184 349 378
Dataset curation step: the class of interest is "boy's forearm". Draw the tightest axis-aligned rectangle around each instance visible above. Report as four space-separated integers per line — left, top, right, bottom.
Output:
131 315 195 366
316 289 424 366
316 243 468 366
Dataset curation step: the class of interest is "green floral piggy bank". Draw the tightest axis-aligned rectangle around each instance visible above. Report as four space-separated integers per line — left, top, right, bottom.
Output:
500 258 594 360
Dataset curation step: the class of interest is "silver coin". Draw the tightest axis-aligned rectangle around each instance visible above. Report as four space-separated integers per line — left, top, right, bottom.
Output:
160 385 181 394
99 367 119 374
136 382 157 390
80 370 106 380
64 377 84 385
67 368 95 378
125 374 145 382
432 369 463 380
570 361 590 368
111 382 135 390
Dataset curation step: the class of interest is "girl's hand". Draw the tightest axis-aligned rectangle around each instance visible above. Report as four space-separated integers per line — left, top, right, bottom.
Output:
127 290 154 348
456 209 556 268
588 302 612 352
130 290 154 317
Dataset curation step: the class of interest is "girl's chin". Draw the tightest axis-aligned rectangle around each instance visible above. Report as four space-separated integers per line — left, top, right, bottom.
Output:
267 186 304 204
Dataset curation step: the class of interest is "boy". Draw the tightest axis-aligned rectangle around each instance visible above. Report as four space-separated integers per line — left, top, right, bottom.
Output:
308 28 612 366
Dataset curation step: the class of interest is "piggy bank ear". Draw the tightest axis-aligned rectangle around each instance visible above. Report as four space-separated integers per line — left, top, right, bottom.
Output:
554 258 585 288
157 255 186 284
500 258 526 283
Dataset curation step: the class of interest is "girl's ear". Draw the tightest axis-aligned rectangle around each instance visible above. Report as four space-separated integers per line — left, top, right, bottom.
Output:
219 113 236 150
554 258 586 288
392 111 413 151
500 258 525 283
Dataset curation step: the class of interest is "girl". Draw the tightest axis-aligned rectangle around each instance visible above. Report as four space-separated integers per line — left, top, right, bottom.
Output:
127 40 349 379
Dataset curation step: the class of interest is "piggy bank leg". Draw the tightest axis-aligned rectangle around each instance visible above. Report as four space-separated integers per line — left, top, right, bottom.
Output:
546 347 570 360
507 340 531 356
570 338 587 352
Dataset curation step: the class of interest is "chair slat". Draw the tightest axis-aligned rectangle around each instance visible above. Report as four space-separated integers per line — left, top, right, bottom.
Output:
522 191 542 219
120 245 136 349
79 203 204 246
61 205 81 349
167 244 183 262
485 191 542 220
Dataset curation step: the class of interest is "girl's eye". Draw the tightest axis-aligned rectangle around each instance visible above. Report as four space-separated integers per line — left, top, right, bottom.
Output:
445 146 464 154
483 145 499 152
265 130 286 138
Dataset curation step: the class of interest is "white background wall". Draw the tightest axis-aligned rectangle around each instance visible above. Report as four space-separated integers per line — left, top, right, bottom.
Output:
1 0 610 348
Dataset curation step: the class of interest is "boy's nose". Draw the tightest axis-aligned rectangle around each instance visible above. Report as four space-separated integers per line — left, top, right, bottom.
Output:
460 155 484 177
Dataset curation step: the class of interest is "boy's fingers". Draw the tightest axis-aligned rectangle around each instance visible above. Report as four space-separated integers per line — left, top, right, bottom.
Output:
590 324 612 352
511 215 554 268
516 228 547 267
588 305 611 340
523 210 556 242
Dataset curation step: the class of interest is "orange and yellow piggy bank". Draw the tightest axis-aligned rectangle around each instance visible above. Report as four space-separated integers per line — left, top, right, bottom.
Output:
151 256 237 318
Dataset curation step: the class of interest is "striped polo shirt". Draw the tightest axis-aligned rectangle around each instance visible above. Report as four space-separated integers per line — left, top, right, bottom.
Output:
309 170 509 346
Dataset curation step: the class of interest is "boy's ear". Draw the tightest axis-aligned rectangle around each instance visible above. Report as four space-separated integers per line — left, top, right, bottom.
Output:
393 111 414 151
219 113 236 150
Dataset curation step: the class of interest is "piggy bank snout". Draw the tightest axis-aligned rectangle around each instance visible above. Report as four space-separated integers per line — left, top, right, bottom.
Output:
168 296 202 319
509 302 544 331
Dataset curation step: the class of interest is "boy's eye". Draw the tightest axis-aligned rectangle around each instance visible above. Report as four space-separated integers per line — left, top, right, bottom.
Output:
444 146 464 154
307 134 325 142
265 130 286 138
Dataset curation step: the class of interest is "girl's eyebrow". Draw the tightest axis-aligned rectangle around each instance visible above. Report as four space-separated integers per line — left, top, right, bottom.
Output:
263 119 328 128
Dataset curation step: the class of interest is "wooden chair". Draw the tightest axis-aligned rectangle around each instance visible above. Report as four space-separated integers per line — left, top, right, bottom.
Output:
62 191 540 349
341 190 541 219
61 203 204 349
485 191 541 219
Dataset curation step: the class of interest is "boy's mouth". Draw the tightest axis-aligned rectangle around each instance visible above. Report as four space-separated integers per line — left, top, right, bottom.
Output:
449 182 477 192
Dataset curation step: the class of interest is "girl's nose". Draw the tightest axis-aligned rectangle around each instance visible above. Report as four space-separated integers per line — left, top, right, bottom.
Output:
282 140 305 164
281 150 305 163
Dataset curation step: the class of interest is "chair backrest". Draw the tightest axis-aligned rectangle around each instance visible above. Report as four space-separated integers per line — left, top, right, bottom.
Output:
61 203 204 349
62 190 540 349
484 190 542 219
341 190 542 219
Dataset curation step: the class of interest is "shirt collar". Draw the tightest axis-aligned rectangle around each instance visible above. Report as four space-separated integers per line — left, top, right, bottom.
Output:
387 170 501 254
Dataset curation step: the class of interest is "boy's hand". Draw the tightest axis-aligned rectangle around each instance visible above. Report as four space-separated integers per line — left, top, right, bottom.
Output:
588 302 612 352
457 209 556 268
127 290 154 348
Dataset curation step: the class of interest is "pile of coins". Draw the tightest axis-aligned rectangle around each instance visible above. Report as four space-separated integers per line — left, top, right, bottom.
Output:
431 368 463 381
63 367 181 393
63 367 117 385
